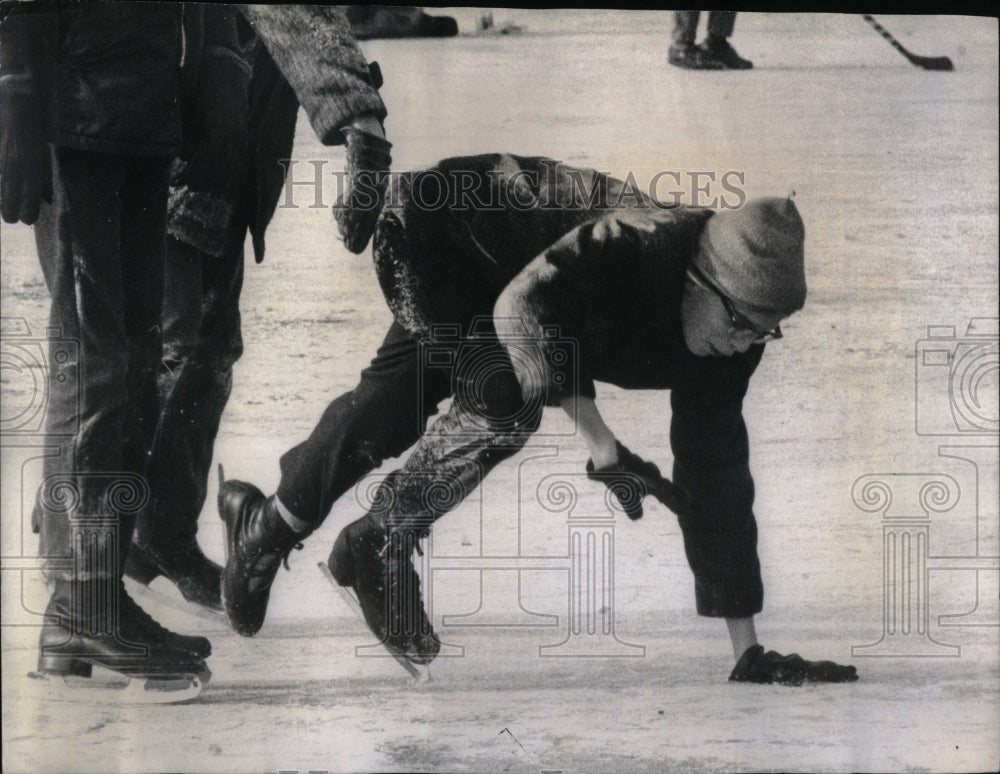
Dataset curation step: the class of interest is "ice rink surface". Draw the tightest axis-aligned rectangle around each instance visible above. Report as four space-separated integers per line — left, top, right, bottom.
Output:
2 10 998 774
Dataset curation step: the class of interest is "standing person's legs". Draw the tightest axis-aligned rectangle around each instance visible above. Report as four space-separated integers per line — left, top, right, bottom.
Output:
36 148 209 679
128 228 246 612
668 11 726 69
32 164 78 566
701 12 752 69
706 11 736 41
671 11 700 47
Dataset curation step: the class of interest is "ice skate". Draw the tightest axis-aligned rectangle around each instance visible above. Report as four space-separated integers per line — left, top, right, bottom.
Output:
217 465 304 636
26 665 209 705
28 579 211 704
326 512 439 676
125 538 225 619
117 583 212 659
318 562 428 681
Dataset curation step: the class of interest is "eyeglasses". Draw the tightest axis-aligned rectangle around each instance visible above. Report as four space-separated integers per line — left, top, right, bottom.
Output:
686 265 783 344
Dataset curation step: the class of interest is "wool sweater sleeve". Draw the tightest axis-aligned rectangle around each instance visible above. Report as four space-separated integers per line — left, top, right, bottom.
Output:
238 4 386 146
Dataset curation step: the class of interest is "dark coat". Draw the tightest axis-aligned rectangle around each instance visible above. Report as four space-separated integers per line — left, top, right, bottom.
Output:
0 1 187 156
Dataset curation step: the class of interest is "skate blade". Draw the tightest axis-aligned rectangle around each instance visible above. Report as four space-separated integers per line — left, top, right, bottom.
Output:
317 562 429 682
26 667 206 705
125 576 226 624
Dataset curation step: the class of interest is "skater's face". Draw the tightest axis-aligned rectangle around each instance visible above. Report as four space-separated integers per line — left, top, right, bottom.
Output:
682 265 785 357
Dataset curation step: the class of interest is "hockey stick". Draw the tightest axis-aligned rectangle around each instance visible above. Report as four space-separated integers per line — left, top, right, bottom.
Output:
862 14 954 71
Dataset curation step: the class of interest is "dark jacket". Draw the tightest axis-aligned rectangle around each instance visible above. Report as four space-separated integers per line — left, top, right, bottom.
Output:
377 154 712 339
1 1 187 157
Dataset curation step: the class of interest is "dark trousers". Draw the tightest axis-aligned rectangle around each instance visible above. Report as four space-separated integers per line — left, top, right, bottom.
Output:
135 232 245 548
276 321 452 524
671 11 737 46
33 148 170 581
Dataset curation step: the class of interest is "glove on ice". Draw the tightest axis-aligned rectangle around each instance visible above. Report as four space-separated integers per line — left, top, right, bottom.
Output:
729 644 859 686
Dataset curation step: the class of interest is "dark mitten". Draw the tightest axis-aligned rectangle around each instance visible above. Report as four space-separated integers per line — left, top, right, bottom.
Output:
333 126 392 254
729 644 859 686
0 73 51 225
586 442 692 520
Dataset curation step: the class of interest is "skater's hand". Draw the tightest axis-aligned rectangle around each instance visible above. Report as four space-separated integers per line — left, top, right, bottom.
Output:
333 124 392 254
729 644 859 686
586 442 692 520
0 73 51 225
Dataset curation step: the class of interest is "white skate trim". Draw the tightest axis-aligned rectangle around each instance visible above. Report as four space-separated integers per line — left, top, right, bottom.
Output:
26 666 207 704
317 562 429 682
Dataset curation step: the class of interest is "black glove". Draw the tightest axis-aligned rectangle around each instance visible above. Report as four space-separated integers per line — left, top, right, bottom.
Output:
729 644 859 686
586 442 692 520
333 126 392 254
0 73 51 225
175 44 251 194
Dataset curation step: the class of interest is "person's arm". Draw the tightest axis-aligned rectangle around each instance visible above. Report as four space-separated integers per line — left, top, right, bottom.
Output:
498 214 692 519
237 4 390 254
237 4 385 145
562 395 618 469
671 361 858 683
0 3 56 225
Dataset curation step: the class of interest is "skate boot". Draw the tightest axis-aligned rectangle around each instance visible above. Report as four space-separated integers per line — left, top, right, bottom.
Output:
125 538 223 614
217 475 304 637
32 578 210 703
327 513 440 666
118 584 212 659
699 37 753 70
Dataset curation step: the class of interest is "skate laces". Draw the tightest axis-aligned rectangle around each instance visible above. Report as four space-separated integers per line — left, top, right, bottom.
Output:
119 586 177 641
251 541 303 579
281 542 304 571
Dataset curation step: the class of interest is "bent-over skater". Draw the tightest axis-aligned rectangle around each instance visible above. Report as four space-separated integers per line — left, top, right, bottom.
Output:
218 154 858 686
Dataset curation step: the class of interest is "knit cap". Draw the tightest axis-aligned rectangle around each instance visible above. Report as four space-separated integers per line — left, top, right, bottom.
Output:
694 196 806 316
